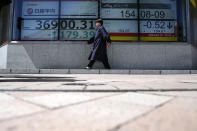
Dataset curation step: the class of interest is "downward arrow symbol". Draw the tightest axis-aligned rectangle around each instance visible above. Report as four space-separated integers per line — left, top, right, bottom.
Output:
167 22 173 29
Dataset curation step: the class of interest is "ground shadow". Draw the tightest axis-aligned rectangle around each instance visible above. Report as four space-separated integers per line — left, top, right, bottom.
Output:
0 89 197 92
0 75 85 82
63 83 106 86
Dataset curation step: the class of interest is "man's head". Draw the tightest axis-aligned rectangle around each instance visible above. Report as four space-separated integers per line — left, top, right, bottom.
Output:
96 19 103 27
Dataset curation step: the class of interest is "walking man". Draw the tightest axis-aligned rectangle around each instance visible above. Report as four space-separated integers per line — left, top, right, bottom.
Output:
86 19 111 69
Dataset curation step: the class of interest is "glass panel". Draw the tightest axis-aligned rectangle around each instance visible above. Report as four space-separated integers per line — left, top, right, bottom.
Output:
60 0 98 19
139 0 186 42
101 0 137 19
13 0 59 40
100 0 138 41
59 0 98 40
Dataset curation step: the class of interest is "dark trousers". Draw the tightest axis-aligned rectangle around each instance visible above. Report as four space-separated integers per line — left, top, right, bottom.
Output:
88 60 111 69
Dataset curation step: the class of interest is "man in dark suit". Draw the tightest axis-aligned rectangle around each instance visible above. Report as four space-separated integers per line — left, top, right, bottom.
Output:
86 19 111 69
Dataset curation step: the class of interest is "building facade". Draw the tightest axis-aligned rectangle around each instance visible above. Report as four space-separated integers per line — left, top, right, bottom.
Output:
0 0 197 69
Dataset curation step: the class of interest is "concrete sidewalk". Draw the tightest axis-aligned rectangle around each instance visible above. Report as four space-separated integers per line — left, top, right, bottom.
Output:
0 74 197 131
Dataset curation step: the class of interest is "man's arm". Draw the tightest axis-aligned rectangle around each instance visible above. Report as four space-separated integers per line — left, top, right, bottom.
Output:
87 36 94 44
103 29 111 47
106 33 111 43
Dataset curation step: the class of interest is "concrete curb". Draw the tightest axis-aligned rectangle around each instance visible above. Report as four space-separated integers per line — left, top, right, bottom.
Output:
40 69 69 74
191 70 197 74
0 69 197 74
161 70 190 74
0 69 11 74
130 70 161 74
100 69 129 74
70 69 99 74
10 69 39 74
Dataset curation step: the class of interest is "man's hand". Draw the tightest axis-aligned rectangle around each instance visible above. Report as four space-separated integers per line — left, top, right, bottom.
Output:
106 43 111 47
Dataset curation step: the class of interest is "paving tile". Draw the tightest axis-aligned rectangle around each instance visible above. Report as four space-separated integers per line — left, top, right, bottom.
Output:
0 82 47 90
117 98 197 131
108 81 151 90
6 92 59 98
0 93 44 121
85 82 116 90
133 79 197 90
0 84 21 90
19 82 85 91
143 91 197 98
114 93 173 107
0 93 152 131
0 93 14 101
23 93 119 109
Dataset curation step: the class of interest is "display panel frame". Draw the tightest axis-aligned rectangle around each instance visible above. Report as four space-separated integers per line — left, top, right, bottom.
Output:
12 0 188 42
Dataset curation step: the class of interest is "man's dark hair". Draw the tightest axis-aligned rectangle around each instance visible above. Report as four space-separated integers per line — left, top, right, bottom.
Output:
0 0 12 9
96 19 103 25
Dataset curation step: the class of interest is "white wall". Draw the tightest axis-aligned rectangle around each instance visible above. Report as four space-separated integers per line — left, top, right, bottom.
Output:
6 41 192 70
0 45 7 69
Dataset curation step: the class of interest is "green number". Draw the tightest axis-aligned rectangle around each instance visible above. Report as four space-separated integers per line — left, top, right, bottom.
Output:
73 31 79 38
89 31 95 37
66 31 72 38
52 31 56 39
83 31 88 38
61 31 64 39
